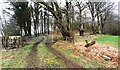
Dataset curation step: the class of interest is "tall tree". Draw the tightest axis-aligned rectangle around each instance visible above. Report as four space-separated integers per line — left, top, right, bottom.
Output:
40 10 44 34
32 2 41 36
99 2 114 34
8 2 32 36
44 11 47 34
87 2 114 34
76 1 86 36
40 2 74 41
47 11 50 34
86 2 97 34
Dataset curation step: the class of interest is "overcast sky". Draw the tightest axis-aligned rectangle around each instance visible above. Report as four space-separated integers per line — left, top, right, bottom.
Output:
0 0 120 16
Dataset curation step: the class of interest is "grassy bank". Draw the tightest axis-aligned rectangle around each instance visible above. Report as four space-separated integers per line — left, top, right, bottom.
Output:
94 35 119 48
52 35 119 68
52 42 104 68
75 34 119 48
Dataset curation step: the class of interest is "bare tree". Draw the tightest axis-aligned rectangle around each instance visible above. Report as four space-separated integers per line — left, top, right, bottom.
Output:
0 16 4 36
32 2 41 36
76 1 86 36
40 2 74 41
86 2 97 34
40 10 44 34
86 1 114 34
99 2 114 34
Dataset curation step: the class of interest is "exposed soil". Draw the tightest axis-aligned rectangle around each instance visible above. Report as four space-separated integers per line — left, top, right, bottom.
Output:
45 37 84 69
26 37 44 68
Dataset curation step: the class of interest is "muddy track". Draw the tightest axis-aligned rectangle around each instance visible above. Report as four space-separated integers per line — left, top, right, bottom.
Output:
45 37 84 69
26 37 44 68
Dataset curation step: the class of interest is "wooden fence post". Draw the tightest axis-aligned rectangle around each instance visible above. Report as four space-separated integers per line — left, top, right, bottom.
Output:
2 36 5 48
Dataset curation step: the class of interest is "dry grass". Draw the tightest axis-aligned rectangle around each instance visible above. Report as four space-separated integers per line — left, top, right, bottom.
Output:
73 43 118 68
52 39 118 68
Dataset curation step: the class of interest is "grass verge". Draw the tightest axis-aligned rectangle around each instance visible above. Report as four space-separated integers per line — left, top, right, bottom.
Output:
1 37 42 68
37 36 66 68
2 44 33 68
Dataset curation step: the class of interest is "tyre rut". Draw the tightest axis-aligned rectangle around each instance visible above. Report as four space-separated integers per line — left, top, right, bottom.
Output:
26 37 44 68
45 37 84 69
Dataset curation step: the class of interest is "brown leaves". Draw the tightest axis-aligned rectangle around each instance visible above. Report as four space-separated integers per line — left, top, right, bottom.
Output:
73 43 118 68
52 41 118 68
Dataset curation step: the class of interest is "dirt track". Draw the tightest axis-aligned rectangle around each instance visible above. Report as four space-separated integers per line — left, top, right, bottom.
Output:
45 37 84 69
26 37 44 68
26 36 84 69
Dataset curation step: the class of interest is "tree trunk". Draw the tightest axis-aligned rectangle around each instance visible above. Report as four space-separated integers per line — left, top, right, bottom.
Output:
23 22 28 36
27 20 31 36
66 2 70 32
92 16 96 34
100 14 105 34
44 12 46 34
96 12 101 34
56 21 71 41
40 10 44 34
41 22 44 34
34 22 37 36
20 26 22 36
47 14 50 35
79 29 84 36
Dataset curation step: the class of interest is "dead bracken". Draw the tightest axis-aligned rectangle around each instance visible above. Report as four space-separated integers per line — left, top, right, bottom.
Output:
53 41 118 68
